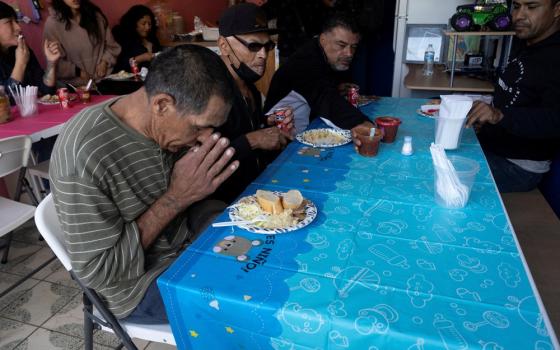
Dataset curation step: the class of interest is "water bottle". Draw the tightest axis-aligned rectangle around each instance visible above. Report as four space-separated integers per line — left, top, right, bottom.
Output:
423 44 435 76
194 16 203 33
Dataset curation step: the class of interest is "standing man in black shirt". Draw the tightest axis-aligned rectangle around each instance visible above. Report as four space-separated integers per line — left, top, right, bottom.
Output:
215 3 294 203
264 13 373 138
466 0 560 192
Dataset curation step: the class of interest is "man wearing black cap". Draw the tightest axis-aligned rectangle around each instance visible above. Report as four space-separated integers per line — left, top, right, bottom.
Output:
214 3 294 203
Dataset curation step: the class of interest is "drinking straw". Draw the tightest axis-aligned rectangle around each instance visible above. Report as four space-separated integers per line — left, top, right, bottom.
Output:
369 127 376 139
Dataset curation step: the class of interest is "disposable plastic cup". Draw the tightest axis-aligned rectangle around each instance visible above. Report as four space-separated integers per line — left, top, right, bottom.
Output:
76 88 91 104
355 127 383 157
434 155 479 209
435 115 466 150
17 95 38 118
375 116 401 143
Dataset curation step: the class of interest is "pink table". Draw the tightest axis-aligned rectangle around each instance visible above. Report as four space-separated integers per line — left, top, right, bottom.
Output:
0 95 115 142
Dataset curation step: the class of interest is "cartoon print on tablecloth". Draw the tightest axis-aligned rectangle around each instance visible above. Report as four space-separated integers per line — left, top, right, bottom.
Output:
449 269 469 282
326 266 381 298
479 194 498 210
346 170 373 182
278 302 325 334
329 330 349 348
289 278 321 293
457 254 488 273
377 220 408 235
354 198 403 217
457 287 482 302
484 213 513 235
453 221 486 234
505 296 549 337
498 262 521 288
358 231 374 240
463 237 503 254
406 274 434 308
212 235 262 262
480 279 494 289
323 219 355 233
407 339 426 350
534 340 554 350
369 244 410 269
382 186 417 202
327 300 347 318
463 310 510 332
409 236 444 255
450 302 468 316
413 205 433 222
295 259 308 273
432 224 456 242
433 313 469 350
270 337 295 350
416 259 436 271
354 304 399 335
337 239 355 260
306 232 330 249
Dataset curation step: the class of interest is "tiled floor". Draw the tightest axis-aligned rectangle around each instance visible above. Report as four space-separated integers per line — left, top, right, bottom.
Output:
0 220 176 350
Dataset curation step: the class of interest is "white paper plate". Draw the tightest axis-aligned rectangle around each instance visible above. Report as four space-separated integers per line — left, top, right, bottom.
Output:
106 72 135 80
228 193 317 234
416 109 438 119
38 94 77 105
296 128 352 148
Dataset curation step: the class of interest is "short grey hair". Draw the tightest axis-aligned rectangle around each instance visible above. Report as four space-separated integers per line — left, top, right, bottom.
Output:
144 45 235 115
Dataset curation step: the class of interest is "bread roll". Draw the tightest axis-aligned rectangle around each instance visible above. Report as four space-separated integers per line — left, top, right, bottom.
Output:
282 189 304 210
256 190 283 214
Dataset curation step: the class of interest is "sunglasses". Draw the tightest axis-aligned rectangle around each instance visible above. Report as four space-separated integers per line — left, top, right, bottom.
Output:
233 35 275 53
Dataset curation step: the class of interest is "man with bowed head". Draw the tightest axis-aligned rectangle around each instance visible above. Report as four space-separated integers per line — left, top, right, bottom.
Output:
50 45 238 323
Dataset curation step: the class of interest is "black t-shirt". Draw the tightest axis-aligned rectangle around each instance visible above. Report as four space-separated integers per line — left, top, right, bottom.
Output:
477 31 560 160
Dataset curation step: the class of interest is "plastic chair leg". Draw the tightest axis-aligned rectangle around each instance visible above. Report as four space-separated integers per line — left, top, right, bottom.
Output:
83 293 95 350
1 232 12 264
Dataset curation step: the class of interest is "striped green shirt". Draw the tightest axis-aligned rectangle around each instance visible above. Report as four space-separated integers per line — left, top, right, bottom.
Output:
50 98 191 318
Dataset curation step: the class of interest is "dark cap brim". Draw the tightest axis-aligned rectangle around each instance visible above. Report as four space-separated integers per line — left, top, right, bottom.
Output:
220 27 277 37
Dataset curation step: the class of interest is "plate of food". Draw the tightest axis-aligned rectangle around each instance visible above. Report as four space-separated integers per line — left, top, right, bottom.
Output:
417 99 441 119
296 128 352 148
227 189 317 234
357 95 379 107
38 93 77 105
106 70 135 81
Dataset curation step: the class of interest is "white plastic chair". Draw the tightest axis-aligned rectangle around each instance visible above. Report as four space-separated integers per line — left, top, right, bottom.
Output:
0 135 37 264
35 194 176 350
27 159 50 199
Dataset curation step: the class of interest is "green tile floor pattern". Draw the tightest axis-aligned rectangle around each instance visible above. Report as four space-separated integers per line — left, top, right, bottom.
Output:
0 220 175 350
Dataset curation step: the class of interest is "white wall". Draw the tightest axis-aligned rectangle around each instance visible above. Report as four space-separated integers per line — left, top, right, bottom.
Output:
407 0 472 24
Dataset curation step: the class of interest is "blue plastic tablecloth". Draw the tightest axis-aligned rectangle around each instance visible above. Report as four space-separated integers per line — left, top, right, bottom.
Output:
158 98 558 350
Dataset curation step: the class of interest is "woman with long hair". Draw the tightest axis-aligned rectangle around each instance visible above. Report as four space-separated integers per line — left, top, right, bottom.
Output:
113 5 161 72
0 1 60 97
43 0 120 84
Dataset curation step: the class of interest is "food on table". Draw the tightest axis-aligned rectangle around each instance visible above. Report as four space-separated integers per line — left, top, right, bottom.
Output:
256 189 284 214
303 129 346 146
40 94 60 103
237 189 307 229
420 104 441 116
282 189 304 210
108 70 135 80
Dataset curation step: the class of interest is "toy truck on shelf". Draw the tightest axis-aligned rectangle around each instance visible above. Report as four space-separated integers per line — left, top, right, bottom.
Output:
450 0 511 32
